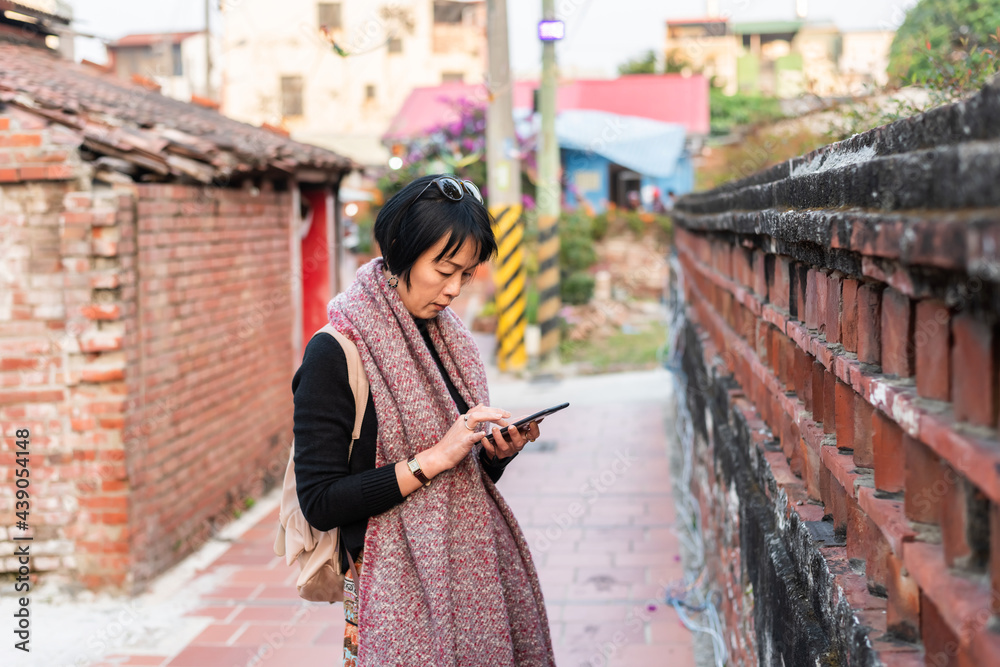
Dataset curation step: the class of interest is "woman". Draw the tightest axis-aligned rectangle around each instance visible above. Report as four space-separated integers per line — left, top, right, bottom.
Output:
291 175 556 666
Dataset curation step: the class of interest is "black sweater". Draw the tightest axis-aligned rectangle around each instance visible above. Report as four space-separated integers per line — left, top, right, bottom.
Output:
291 320 513 567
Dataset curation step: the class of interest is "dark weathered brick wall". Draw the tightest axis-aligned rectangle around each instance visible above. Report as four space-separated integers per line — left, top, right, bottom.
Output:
670 78 1000 665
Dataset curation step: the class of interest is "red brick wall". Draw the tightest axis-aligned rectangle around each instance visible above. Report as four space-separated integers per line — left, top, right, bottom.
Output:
2 106 296 590
673 224 1000 665
0 108 92 584
125 183 294 586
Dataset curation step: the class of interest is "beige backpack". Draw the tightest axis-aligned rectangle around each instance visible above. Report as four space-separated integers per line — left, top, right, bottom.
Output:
273 324 369 602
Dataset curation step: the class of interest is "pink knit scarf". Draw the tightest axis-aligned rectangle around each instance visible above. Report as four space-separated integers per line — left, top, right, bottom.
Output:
327 258 555 667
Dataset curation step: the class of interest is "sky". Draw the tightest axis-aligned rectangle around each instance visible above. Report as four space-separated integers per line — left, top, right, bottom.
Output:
68 0 917 78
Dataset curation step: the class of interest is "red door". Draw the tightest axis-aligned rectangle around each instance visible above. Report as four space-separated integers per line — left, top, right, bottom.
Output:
301 189 331 353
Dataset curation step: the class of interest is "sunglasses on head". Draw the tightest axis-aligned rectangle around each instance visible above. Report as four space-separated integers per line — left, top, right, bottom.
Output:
401 176 484 218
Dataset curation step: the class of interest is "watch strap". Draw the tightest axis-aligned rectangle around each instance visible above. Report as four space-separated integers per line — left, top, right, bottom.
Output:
407 455 431 487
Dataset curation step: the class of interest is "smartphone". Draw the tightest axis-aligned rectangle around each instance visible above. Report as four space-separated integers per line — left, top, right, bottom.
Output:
483 402 570 445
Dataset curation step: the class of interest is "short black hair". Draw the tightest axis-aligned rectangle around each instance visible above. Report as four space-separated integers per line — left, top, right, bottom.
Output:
373 174 497 288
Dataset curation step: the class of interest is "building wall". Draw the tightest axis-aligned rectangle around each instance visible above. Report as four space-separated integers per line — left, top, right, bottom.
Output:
109 35 223 101
839 31 894 92
0 107 94 585
666 23 894 98
664 27 738 95
563 149 609 213
1 107 296 590
563 149 693 214
220 0 486 165
669 80 1000 665
124 182 294 586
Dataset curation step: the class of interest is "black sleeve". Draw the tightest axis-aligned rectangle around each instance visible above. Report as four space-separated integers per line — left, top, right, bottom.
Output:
292 333 403 532
480 449 517 483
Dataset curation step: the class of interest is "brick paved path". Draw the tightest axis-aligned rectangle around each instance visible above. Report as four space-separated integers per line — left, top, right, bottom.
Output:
93 369 693 667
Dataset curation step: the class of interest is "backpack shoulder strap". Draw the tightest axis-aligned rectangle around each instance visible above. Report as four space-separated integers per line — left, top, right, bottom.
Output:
316 324 369 459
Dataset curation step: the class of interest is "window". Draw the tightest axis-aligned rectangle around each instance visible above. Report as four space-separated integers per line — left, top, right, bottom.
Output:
365 84 376 101
441 71 464 83
433 1 464 24
281 76 304 116
171 43 183 76
388 37 402 53
318 2 342 30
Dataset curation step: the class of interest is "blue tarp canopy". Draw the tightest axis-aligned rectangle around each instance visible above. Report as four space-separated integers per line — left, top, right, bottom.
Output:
516 109 688 179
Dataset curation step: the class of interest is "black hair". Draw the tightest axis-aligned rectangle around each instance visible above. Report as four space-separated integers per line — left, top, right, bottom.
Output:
373 174 497 288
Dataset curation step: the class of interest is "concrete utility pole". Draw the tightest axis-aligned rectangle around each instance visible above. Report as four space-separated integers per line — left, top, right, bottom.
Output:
204 0 212 98
486 0 527 372
536 0 562 362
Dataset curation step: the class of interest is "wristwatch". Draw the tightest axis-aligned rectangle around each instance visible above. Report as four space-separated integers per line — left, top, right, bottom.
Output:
406 455 431 487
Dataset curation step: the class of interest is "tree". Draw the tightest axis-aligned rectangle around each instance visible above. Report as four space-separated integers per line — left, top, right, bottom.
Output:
617 50 658 75
887 0 1000 84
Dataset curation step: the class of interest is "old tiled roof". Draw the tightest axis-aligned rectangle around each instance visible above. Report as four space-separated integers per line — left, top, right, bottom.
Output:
110 32 201 48
0 42 356 182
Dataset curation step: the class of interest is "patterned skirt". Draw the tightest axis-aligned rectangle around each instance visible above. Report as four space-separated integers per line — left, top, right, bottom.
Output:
343 551 363 666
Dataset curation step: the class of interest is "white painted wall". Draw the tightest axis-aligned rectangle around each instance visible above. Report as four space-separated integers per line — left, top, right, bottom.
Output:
220 0 486 166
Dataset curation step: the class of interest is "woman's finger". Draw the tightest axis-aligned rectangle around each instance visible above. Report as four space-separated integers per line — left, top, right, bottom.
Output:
505 423 526 449
466 408 511 429
487 426 510 457
501 425 525 456
525 421 540 442
479 432 498 460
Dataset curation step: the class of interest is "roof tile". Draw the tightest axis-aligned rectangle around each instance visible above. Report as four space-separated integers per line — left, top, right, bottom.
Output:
0 43 356 182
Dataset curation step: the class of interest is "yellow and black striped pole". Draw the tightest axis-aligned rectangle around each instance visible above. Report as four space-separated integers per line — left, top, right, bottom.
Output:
535 212 560 357
492 204 527 371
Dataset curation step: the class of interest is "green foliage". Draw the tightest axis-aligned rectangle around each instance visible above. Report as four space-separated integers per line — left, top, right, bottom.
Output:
888 0 1000 85
832 16 999 141
558 212 598 273
375 98 493 204
710 89 785 136
561 272 596 305
560 322 667 371
590 212 609 241
525 286 538 324
618 49 658 75
623 211 644 235
556 211 599 305
376 161 424 202
619 48 691 75
353 211 375 254
664 49 692 74
654 214 673 240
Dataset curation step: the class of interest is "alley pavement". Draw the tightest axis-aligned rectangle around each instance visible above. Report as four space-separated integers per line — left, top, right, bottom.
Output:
62 367 692 667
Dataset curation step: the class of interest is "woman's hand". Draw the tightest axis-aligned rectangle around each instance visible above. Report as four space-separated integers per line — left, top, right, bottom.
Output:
480 417 541 463
396 405 540 496
421 404 512 477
